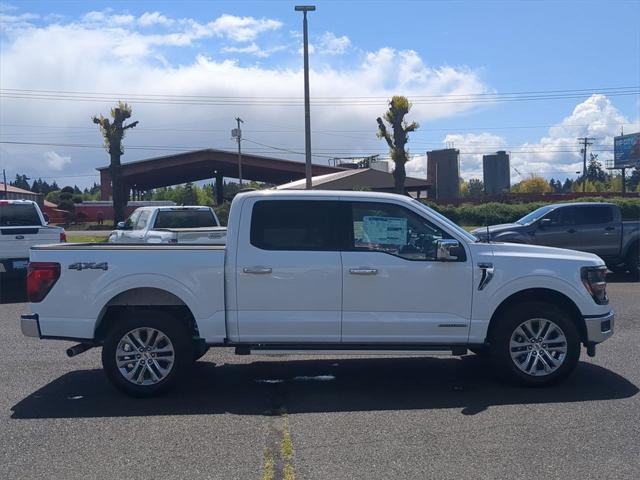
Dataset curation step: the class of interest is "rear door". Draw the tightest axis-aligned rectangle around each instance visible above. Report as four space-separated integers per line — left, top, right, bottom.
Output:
235 199 345 343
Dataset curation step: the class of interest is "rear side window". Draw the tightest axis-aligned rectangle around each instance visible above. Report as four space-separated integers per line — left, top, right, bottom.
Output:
0 204 41 226
155 210 218 228
560 206 613 225
250 200 345 251
582 206 614 224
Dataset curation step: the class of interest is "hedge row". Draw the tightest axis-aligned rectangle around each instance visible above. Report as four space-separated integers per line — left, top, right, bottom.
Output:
422 197 640 226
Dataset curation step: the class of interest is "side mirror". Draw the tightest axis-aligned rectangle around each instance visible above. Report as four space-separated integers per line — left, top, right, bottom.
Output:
116 221 126 230
42 213 49 224
436 239 462 261
539 218 552 228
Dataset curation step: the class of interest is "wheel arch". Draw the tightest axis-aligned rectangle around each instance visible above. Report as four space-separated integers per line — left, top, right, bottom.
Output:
95 287 199 342
485 288 587 345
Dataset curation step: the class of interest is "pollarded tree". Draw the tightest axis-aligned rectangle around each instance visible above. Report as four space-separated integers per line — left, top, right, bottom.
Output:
93 102 138 225
376 96 419 194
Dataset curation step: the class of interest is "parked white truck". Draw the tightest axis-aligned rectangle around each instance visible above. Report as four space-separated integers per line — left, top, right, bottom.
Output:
21 191 614 396
108 205 226 245
1 199 65 280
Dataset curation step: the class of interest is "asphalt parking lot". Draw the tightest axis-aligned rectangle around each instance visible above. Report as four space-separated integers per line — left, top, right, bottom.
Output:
0 277 638 480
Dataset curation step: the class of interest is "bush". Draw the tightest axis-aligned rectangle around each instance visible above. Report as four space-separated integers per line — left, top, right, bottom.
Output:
422 197 640 226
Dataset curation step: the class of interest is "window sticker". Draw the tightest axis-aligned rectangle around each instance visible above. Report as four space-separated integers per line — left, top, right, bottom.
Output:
361 216 408 245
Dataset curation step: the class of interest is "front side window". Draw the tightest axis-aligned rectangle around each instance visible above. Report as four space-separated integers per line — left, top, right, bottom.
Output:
350 202 458 261
135 210 151 230
250 200 344 251
125 209 141 229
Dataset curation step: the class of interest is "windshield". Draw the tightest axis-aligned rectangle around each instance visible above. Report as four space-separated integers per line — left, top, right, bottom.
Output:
154 209 218 228
411 200 478 242
0 204 42 226
516 205 556 225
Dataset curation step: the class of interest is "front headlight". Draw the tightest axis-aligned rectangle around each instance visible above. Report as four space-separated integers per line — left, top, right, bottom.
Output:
581 266 609 305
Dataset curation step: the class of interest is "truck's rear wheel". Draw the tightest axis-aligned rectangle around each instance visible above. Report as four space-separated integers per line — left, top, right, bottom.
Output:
490 302 580 386
102 311 192 397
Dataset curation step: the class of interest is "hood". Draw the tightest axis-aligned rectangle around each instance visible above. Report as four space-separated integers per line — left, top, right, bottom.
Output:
472 223 522 236
482 241 604 266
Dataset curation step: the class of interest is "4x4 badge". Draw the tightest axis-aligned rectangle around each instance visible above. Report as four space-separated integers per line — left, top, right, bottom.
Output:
68 262 108 271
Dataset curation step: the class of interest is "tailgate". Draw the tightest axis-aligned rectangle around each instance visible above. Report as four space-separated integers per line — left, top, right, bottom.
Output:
156 227 227 244
1 227 60 260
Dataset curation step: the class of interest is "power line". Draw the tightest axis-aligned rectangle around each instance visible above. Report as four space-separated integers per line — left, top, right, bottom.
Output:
1 87 638 107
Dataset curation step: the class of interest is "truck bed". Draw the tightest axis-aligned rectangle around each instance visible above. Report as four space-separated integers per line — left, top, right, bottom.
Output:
29 242 227 342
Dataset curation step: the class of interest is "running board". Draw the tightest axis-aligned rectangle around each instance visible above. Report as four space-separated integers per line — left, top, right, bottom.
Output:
235 345 468 356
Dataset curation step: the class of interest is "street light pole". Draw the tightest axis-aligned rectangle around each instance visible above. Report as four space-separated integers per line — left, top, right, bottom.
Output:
295 5 315 190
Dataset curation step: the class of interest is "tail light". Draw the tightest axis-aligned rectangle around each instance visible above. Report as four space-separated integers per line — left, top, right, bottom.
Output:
27 262 61 302
60 231 67 242
581 266 608 305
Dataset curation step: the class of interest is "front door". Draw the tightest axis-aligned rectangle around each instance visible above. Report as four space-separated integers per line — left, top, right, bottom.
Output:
235 199 344 343
341 201 473 344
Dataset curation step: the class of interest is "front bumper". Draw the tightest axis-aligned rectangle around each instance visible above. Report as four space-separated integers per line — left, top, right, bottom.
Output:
584 311 614 344
21 313 40 338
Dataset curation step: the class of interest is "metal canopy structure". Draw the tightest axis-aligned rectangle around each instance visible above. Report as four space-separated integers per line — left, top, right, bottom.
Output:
97 148 343 202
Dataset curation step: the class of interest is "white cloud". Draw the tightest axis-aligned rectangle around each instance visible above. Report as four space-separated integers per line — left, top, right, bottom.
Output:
44 151 71 170
208 14 282 42
318 31 350 55
138 12 174 27
221 42 285 58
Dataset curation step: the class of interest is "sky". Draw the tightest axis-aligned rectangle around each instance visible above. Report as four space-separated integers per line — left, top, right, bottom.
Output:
1 0 639 189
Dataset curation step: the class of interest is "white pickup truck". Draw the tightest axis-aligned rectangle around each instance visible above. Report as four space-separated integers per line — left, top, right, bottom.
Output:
21 191 614 396
108 205 226 245
1 199 65 279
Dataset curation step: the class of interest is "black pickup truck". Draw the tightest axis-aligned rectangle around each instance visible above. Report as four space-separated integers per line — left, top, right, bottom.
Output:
473 202 640 276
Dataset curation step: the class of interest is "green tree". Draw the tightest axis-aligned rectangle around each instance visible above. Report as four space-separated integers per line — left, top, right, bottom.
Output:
376 96 419 194
93 101 139 225
467 178 484 198
586 153 607 183
10 174 31 190
511 175 552 194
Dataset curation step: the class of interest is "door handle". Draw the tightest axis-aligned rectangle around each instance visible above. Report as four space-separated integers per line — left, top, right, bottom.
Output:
567 229 576 234
243 266 272 274
349 267 378 275
604 226 615 231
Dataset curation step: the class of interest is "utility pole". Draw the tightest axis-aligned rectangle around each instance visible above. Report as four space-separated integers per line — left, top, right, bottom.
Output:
2 169 7 199
578 137 595 193
232 117 244 188
295 5 316 189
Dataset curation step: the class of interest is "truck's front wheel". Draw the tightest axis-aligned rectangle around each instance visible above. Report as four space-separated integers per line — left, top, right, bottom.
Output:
490 302 580 386
102 311 192 397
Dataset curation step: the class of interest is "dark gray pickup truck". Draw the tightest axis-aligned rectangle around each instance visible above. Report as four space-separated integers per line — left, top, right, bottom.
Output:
472 202 640 276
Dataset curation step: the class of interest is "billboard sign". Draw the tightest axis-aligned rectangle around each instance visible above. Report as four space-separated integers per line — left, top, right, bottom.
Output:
614 133 640 168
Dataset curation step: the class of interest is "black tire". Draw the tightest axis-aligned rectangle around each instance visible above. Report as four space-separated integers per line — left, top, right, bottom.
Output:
101 310 193 397
625 245 640 280
489 301 581 386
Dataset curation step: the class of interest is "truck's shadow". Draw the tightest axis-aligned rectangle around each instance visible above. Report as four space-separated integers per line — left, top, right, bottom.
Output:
11 355 638 419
